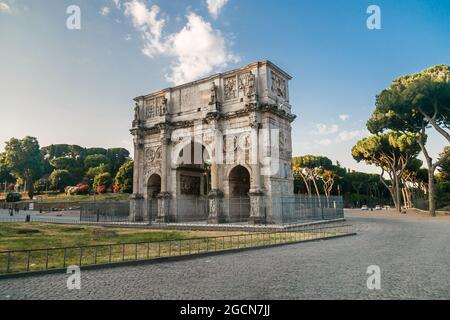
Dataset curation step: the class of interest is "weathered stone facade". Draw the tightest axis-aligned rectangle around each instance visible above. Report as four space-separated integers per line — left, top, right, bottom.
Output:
130 60 296 224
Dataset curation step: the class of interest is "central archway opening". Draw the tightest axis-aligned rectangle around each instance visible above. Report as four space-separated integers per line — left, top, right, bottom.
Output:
228 165 250 222
175 141 211 222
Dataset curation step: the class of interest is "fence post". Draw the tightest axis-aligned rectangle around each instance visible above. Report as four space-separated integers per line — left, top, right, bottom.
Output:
27 251 31 272
63 248 67 268
6 252 11 273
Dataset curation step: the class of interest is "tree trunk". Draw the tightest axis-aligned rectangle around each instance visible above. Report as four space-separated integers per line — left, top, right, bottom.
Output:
311 177 322 208
428 170 436 217
394 175 402 212
27 175 34 200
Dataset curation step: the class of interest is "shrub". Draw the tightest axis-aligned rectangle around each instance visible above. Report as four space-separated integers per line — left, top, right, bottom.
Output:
97 185 107 194
49 169 74 192
65 183 90 195
76 183 90 194
6 192 22 203
115 160 133 193
84 154 110 169
93 172 112 194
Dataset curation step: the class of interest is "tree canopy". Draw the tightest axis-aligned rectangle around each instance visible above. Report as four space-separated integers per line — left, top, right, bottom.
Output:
1 137 42 199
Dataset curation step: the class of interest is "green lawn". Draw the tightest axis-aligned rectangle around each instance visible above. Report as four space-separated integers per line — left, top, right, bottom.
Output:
0 223 245 251
31 193 131 203
0 223 340 274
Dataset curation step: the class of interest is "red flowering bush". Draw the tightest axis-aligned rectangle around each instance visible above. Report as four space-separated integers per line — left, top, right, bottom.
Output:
96 185 107 194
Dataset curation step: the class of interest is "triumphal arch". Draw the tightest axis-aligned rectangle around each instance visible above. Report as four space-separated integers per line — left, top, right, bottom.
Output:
129 60 296 224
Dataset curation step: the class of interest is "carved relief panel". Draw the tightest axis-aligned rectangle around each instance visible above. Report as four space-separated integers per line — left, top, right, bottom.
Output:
271 71 287 99
145 96 167 119
180 175 201 195
224 76 237 100
238 72 256 98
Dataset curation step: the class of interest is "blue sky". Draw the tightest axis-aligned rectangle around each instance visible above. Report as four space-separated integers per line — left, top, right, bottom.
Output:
0 0 449 173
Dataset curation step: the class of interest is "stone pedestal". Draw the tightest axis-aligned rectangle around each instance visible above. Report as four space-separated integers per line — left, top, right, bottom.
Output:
129 194 144 222
156 192 171 223
207 190 225 224
248 191 265 224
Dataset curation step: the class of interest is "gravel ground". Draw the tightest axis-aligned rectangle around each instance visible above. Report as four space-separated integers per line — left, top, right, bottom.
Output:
0 210 449 300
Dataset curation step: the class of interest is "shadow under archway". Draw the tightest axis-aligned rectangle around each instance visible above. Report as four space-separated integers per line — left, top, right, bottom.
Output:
228 165 250 223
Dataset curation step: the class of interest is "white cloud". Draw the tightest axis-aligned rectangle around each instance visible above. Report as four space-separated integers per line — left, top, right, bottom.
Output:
165 13 239 84
206 0 229 19
124 34 132 41
318 139 333 146
337 129 368 142
100 6 111 16
112 0 121 9
312 123 339 135
339 114 350 121
123 0 238 85
0 2 11 13
124 0 167 57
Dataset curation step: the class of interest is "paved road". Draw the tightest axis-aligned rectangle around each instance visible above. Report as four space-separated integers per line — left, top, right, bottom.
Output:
0 211 449 300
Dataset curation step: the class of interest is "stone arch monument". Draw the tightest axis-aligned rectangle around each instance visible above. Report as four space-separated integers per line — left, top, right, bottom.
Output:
130 60 296 224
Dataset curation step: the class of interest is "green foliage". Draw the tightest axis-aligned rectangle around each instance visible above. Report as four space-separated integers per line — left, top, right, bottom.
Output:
1 136 43 199
292 155 332 170
41 144 84 160
84 154 110 169
49 170 74 192
85 164 110 180
106 148 130 175
367 65 450 135
93 172 112 190
0 163 15 184
115 160 133 193
33 177 49 193
6 192 22 203
437 147 450 182
366 65 450 215
49 157 78 170
352 132 421 169
85 148 107 156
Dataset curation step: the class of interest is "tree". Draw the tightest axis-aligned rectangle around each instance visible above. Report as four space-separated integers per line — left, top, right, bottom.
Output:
49 157 78 170
49 170 73 192
84 154 110 169
1 137 43 199
41 144 84 160
437 147 450 182
292 155 332 206
316 166 338 204
352 132 421 212
401 158 423 209
93 172 112 193
106 148 130 176
115 160 133 193
367 65 450 215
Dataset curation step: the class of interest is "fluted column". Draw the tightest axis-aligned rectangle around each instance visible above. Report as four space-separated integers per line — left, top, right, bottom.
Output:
157 127 171 222
248 113 265 224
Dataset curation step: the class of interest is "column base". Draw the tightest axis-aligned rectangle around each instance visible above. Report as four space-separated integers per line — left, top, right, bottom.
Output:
129 194 144 222
156 192 171 223
207 189 225 224
249 191 265 225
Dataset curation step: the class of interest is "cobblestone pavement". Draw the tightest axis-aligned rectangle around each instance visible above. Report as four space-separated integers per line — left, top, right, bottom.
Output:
0 211 449 300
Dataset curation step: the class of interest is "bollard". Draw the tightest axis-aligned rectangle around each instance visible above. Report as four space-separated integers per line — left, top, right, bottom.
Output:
25 214 31 222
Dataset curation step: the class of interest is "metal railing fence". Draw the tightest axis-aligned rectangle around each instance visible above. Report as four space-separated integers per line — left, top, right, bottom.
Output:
0 223 352 275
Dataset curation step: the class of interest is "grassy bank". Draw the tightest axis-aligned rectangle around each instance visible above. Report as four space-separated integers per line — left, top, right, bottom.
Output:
0 223 342 274
0 223 246 252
